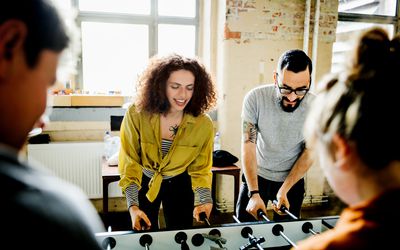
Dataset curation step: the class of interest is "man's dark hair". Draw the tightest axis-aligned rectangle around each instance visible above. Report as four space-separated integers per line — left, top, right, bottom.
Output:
277 49 312 75
0 0 69 67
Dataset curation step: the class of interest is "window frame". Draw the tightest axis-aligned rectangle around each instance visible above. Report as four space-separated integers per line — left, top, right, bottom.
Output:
338 0 400 33
70 0 200 92
332 0 400 73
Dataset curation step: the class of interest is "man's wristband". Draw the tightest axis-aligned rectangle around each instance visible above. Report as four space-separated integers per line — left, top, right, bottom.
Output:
248 190 259 198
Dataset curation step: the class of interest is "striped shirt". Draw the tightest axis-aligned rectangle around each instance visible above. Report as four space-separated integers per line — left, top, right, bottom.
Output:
161 138 173 157
126 140 212 208
120 106 214 207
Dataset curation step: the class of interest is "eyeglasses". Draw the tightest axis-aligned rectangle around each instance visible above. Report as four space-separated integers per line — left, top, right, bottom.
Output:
275 73 310 96
278 86 309 96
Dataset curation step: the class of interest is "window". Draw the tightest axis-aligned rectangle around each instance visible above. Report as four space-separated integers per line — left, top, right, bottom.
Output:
158 24 196 57
55 0 198 96
332 0 399 73
78 0 150 15
81 22 149 94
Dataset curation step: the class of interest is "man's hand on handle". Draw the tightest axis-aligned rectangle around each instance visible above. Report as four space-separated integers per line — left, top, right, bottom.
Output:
246 193 267 220
272 192 289 216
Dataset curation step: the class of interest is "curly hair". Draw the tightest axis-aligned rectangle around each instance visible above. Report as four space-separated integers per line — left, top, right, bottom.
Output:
135 54 217 117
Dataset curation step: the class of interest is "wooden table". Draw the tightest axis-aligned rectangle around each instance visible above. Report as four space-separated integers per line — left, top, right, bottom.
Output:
211 165 241 214
102 163 120 217
102 163 241 217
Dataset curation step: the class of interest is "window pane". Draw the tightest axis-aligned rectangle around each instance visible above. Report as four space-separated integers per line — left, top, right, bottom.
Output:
50 0 77 84
81 22 149 95
331 21 393 73
158 24 196 57
158 0 196 17
51 0 72 11
339 0 396 16
79 0 150 15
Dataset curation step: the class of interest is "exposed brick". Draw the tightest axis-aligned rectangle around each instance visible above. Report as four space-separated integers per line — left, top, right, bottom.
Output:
225 0 338 42
224 23 241 39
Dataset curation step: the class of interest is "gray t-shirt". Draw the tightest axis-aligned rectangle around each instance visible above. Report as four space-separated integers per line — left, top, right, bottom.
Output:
242 84 315 182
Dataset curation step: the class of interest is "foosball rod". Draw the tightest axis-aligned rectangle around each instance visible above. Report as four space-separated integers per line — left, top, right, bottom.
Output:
107 226 112 250
257 209 270 222
199 212 211 227
257 210 298 248
272 200 298 220
139 234 153 250
232 215 265 250
199 212 226 248
272 200 318 235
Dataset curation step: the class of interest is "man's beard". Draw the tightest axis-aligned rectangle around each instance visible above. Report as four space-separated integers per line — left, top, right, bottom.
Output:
279 96 303 112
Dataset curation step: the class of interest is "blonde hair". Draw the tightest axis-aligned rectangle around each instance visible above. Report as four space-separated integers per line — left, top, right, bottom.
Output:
305 27 400 169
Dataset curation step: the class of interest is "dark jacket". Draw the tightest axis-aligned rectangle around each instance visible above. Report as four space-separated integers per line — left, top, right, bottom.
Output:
0 146 104 249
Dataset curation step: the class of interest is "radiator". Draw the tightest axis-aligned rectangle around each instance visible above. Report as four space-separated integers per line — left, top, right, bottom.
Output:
27 142 106 199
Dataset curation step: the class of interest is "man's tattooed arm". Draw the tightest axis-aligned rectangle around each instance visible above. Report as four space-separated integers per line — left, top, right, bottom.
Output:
242 121 257 144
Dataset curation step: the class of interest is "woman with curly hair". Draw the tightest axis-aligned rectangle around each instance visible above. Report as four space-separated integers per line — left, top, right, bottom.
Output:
118 54 217 231
296 27 400 249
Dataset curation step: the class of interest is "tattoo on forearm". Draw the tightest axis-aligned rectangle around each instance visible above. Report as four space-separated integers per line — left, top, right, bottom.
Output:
169 124 179 138
243 121 257 143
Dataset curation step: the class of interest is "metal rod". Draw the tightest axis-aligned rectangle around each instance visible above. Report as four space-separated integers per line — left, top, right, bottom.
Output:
257 209 271 222
302 221 319 235
273 200 298 219
248 234 264 250
268 203 319 240
322 219 334 229
272 202 319 236
279 231 298 248
309 229 318 235
107 226 112 250
235 216 265 250
272 224 299 248
200 212 211 227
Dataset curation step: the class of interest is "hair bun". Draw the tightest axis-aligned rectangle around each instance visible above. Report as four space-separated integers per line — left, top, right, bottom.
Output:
352 27 390 72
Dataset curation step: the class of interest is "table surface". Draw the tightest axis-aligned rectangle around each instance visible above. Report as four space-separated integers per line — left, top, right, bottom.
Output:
102 163 119 176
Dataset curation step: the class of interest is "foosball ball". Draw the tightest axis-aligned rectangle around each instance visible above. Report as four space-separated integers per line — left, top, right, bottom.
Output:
96 211 338 250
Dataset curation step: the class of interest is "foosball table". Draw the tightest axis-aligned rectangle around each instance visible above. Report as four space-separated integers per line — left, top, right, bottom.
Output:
96 215 338 250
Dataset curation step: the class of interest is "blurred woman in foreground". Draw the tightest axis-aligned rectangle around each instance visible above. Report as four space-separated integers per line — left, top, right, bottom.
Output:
297 27 400 249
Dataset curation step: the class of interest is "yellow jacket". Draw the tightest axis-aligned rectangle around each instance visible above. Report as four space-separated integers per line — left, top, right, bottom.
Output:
118 105 214 203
